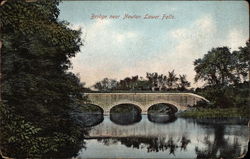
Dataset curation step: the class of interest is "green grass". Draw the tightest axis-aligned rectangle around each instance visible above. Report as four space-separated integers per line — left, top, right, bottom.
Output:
180 107 250 118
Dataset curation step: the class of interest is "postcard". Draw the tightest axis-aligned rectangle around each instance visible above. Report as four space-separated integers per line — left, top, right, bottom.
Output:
0 0 249 158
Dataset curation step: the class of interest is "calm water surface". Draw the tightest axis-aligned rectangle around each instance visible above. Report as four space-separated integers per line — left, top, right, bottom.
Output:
75 115 249 159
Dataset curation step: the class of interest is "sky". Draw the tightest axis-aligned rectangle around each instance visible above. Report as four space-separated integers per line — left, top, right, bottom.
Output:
59 1 249 87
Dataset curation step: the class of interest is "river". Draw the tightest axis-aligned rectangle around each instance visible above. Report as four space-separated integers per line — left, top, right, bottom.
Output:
74 115 249 159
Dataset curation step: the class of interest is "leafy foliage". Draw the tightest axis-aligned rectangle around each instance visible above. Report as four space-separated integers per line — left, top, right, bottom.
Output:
0 0 88 157
194 47 235 86
194 44 249 86
193 42 249 109
0 103 87 158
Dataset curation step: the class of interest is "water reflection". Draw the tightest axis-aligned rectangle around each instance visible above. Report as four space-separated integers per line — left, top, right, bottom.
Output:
74 112 104 127
148 114 177 124
77 116 248 159
72 104 104 127
97 136 190 155
110 104 142 125
180 136 191 151
195 125 245 159
147 103 177 124
110 112 142 125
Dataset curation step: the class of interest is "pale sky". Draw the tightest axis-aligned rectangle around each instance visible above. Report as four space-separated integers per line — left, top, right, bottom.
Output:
59 1 249 87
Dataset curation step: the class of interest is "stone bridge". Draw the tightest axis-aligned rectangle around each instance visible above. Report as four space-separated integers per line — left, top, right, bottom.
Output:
84 93 209 114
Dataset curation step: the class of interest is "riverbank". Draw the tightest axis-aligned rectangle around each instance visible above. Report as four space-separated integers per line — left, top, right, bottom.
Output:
179 107 250 118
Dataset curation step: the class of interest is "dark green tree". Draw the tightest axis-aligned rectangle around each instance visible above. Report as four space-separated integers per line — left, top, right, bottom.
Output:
194 47 235 86
233 41 250 82
194 44 249 108
0 0 87 157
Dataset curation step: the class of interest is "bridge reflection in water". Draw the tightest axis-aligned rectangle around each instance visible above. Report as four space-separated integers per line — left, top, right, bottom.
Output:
76 115 249 159
87 115 180 138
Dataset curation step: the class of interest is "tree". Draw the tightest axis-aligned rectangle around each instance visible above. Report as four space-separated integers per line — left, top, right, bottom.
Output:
194 44 249 108
146 72 159 91
167 70 178 89
0 0 87 157
231 51 248 84
178 75 190 91
146 72 155 90
93 78 118 91
194 47 236 86
0 0 9 102
235 40 250 81
115 75 141 90
130 75 139 90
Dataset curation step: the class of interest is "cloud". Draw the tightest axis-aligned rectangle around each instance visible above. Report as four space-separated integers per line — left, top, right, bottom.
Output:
226 28 248 50
69 19 140 86
152 15 248 86
69 14 248 88
133 15 219 86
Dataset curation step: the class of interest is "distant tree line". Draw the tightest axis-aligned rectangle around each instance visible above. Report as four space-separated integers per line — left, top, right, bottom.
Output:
93 70 191 92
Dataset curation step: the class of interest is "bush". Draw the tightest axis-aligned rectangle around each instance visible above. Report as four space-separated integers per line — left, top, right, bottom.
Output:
195 82 249 108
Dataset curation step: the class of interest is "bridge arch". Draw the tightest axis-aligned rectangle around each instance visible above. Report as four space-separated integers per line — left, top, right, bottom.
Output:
147 102 178 114
110 103 142 113
108 100 143 113
144 100 183 113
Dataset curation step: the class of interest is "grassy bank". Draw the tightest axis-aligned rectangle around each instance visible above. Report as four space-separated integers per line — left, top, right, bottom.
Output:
180 107 250 118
